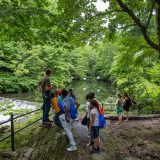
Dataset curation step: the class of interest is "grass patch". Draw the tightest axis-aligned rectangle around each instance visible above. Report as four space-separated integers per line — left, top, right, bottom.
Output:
0 111 42 152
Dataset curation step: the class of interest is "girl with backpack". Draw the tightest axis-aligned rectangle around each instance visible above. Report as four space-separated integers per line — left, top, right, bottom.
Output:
89 99 101 153
115 94 124 125
123 92 132 121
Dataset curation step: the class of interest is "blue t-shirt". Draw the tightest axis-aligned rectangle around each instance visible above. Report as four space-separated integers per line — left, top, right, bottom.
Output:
58 95 62 102
62 96 75 110
63 96 78 119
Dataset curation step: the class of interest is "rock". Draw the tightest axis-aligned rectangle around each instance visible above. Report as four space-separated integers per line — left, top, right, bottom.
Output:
23 148 34 158
0 151 17 160
155 139 160 143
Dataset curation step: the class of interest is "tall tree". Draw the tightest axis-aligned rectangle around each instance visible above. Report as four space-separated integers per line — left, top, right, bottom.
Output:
102 0 160 54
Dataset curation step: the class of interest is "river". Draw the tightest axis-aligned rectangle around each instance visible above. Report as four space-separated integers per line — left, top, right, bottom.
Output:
67 80 115 104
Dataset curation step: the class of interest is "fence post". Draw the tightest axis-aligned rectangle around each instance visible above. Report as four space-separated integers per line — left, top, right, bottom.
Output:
10 113 15 151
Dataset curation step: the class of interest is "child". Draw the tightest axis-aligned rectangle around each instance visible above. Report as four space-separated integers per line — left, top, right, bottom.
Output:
115 94 124 125
123 92 132 121
57 89 62 102
59 88 80 152
51 92 62 129
89 99 100 153
68 88 76 100
86 94 91 127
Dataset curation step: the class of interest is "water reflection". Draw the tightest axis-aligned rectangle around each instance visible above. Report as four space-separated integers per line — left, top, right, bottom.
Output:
67 80 115 104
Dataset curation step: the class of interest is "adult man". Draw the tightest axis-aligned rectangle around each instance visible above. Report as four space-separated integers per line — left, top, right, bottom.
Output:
41 68 54 125
59 89 80 152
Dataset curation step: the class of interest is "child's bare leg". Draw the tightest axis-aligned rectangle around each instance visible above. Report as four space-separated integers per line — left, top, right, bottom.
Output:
125 111 129 121
119 114 122 124
93 137 100 148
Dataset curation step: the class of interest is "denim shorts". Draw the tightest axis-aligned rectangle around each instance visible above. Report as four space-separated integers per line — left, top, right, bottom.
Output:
91 126 100 139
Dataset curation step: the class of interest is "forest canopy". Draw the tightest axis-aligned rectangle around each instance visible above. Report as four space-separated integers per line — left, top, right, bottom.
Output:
0 0 159 113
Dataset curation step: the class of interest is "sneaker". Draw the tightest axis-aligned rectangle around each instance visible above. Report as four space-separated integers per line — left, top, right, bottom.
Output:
87 142 91 147
67 144 71 148
90 147 99 154
67 145 77 152
41 122 52 128
63 131 66 135
97 147 100 152
87 141 94 147
124 119 128 122
75 118 79 121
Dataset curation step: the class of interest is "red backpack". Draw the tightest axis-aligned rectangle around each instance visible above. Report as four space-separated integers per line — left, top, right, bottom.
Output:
95 100 106 129
98 105 105 115
95 100 105 115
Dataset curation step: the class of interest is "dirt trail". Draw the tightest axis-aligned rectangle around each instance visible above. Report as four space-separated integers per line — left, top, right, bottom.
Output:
102 118 160 160
1 118 160 160
73 118 160 160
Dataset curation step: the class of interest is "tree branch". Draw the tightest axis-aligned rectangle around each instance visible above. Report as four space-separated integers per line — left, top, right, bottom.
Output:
116 0 160 52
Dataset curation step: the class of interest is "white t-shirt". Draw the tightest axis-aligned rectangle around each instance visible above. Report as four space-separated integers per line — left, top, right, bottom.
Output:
90 108 99 126
86 101 90 118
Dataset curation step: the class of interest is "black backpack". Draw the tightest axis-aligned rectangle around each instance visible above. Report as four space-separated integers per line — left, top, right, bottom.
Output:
128 98 132 107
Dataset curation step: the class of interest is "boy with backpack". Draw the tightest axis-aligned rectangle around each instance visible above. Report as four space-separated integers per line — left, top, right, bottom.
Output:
59 88 80 152
51 92 63 129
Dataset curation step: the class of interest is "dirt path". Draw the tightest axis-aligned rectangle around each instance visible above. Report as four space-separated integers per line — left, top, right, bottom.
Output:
103 118 160 160
1 118 160 160
73 118 160 160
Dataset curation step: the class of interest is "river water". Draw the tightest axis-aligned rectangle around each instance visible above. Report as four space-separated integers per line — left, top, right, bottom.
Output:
67 80 115 104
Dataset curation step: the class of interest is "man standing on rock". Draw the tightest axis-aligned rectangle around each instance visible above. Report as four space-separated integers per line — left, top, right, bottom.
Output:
40 68 54 126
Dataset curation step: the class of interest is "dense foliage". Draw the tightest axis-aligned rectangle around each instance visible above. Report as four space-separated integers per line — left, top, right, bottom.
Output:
0 0 159 113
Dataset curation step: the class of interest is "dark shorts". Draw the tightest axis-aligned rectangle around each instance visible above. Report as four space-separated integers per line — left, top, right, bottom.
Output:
123 106 130 111
91 126 100 139
87 118 90 128
54 112 63 129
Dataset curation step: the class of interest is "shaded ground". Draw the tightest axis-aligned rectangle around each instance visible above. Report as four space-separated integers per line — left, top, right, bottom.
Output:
0 118 160 160
102 118 160 160
74 118 160 160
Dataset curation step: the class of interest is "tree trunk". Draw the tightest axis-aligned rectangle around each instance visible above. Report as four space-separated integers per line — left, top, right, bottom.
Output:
156 0 160 58
116 0 160 53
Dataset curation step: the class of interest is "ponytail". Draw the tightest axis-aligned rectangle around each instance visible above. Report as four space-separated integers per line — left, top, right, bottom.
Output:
90 99 99 113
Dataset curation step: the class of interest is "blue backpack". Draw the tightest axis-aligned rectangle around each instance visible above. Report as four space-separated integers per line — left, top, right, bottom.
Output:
58 101 78 119
69 103 78 119
99 114 107 129
58 101 65 113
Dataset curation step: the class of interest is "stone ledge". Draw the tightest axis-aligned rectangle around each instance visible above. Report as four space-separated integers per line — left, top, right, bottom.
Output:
105 114 160 120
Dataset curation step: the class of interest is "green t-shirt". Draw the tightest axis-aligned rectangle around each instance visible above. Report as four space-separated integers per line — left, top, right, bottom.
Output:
41 76 50 92
116 99 124 113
